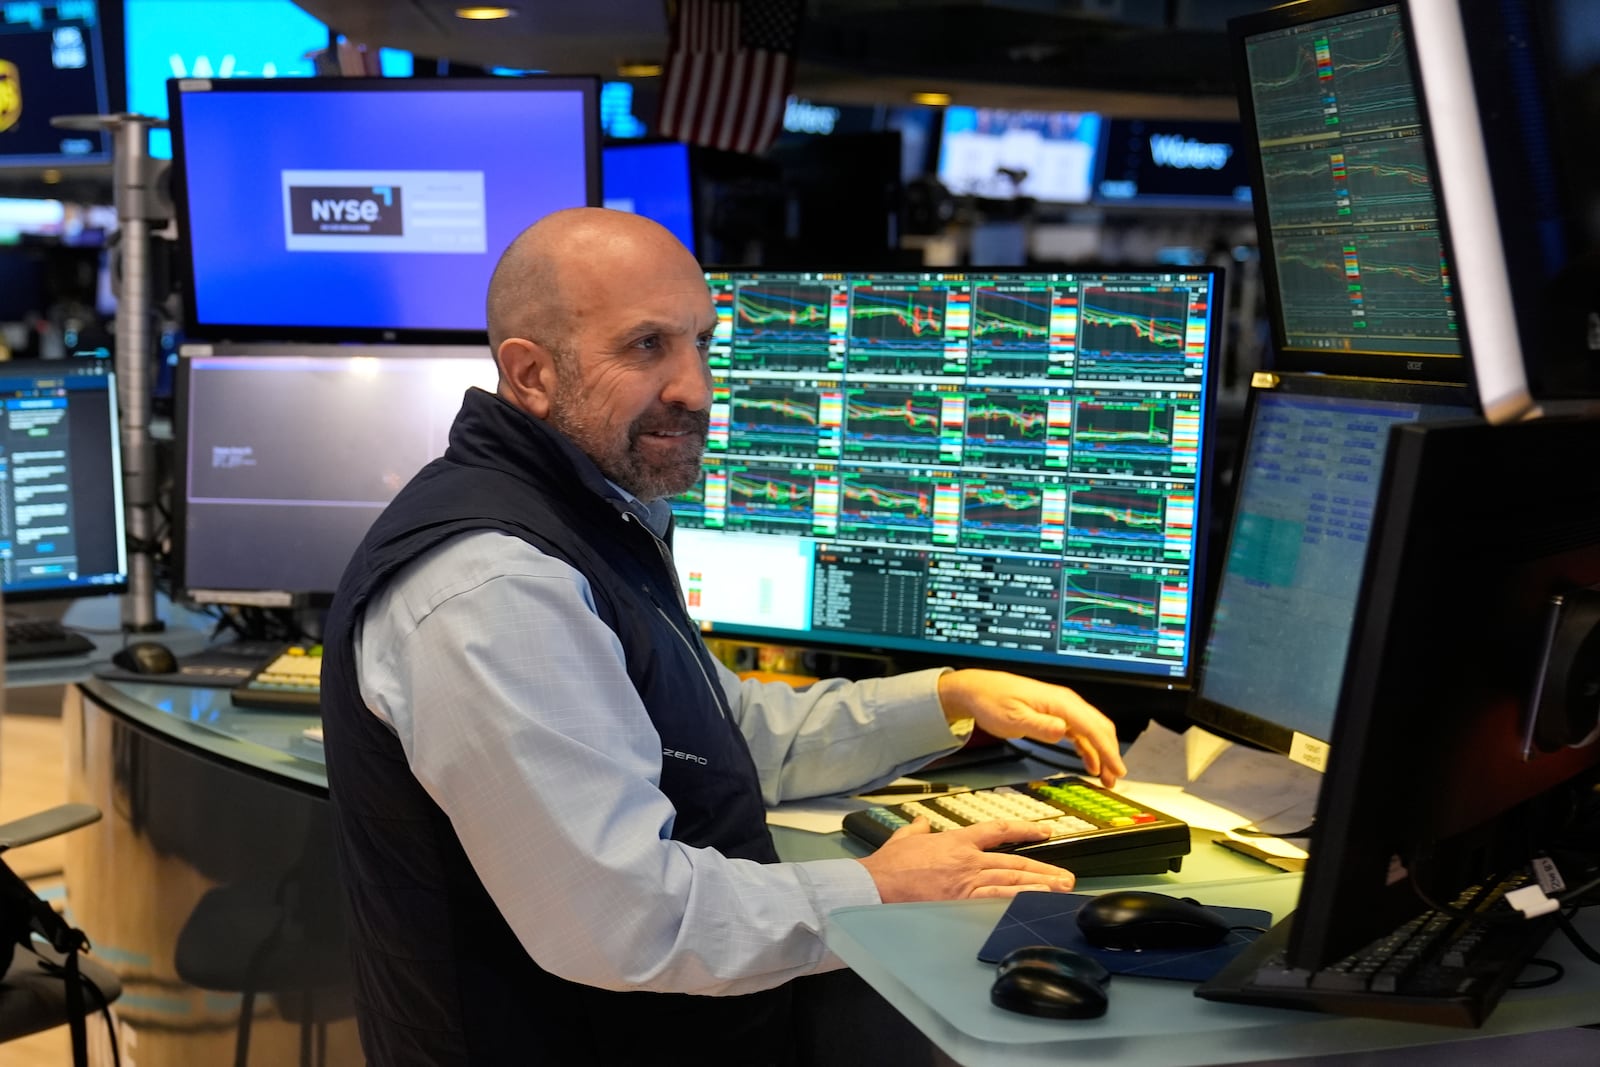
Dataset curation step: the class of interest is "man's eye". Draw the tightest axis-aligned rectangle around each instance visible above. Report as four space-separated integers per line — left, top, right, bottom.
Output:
636 335 661 350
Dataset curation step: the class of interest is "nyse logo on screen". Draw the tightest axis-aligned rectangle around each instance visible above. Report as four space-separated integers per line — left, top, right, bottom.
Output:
288 186 405 236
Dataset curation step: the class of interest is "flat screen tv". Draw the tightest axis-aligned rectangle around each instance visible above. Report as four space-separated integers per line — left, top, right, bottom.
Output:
168 75 601 343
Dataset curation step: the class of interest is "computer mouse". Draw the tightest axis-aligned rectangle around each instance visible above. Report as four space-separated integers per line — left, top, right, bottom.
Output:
990 944 1110 1019
1075 890 1231 951
112 641 180 676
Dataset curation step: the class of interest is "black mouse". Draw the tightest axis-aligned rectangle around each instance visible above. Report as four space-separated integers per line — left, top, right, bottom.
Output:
1075 890 1231 951
990 944 1110 1019
112 641 180 676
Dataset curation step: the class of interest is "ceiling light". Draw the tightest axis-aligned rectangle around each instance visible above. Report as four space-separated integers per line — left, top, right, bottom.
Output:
617 63 663 78
455 6 515 19
41 169 61 185
911 92 952 107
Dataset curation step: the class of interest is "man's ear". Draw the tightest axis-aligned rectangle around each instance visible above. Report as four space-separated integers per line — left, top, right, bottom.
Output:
497 337 560 419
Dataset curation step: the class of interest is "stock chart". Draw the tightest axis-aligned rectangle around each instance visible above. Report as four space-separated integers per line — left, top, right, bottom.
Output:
677 269 1215 678
1244 3 1462 362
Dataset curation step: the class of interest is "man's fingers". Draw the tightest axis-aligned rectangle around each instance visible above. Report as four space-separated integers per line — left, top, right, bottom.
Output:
954 819 1053 850
967 864 1076 895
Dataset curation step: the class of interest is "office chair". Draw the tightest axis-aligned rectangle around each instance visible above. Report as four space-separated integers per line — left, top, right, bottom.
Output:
0 802 122 1067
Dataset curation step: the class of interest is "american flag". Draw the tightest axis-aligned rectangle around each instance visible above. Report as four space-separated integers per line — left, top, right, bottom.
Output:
657 0 806 155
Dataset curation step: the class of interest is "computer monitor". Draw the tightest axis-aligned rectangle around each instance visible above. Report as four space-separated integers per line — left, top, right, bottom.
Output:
0 358 127 601
174 350 496 606
0 0 124 168
602 140 696 254
123 0 414 160
168 75 601 344
1189 374 1474 769
1289 413 1600 969
1230 1 1467 386
937 107 1101 203
1093 119 1254 212
671 266 1223 691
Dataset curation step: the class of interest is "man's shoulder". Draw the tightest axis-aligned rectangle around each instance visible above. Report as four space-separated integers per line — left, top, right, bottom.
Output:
393 530 580 595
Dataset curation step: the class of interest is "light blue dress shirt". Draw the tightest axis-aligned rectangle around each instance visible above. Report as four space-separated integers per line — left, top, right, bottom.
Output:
354 512 964 997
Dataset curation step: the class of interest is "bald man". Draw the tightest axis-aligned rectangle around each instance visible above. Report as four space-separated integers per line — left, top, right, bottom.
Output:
320 208 1126 1065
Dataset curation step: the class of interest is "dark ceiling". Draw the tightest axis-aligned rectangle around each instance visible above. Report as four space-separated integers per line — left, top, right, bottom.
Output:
4 0 1278 201
293 0 1273 116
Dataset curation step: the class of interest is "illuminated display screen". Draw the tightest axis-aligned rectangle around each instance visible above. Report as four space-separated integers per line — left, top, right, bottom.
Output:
673 267 1222 684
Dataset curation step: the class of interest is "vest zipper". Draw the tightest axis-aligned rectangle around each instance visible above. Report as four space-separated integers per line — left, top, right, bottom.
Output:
621 511 731 720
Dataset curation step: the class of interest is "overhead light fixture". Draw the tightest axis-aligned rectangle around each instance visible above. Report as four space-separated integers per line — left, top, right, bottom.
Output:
41 169 61 185
455 6 515 19
911 92 952 107
616 62 663 78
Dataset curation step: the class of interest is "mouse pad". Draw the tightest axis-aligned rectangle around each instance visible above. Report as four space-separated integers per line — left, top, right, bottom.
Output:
977 892 1273 982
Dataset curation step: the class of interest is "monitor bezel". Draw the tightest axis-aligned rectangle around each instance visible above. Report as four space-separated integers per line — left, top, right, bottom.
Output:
1227 0 1475 388
0 0 127 171
166 74 602 346
0 356 129 603
1187 371 1475 758
684 263 1227 695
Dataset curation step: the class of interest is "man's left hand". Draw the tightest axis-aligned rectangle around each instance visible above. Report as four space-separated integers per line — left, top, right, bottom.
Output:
936 669 1127 787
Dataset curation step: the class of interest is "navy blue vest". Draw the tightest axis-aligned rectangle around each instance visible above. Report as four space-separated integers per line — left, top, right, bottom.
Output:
321 388 790 1065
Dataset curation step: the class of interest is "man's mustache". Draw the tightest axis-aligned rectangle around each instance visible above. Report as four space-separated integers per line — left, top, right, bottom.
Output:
632 408 710 438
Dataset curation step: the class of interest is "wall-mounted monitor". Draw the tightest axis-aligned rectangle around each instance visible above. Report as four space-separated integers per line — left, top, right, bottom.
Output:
0 0 123 169
1093 119 1253 211
673 266 1223 690
937 107 1101 203
175 349 496 606
602 140 695 254
125 0 413 160
168 75 601 343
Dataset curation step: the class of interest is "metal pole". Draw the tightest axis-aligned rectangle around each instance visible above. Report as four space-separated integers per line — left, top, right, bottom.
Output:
52 113 168 632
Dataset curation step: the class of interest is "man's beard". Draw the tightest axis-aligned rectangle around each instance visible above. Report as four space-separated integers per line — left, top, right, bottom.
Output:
548 391 709 502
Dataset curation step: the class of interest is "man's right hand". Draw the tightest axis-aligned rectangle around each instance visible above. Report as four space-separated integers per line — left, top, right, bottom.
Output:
855 817 1077 903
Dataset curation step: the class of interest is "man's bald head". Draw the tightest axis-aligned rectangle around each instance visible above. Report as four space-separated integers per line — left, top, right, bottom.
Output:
486 207 699 367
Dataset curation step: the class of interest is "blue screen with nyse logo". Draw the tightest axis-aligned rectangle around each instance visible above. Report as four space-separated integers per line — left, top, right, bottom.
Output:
171 78 599 341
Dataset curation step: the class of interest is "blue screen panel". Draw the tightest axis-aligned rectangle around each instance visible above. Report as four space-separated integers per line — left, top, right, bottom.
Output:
603 141 695 254
171 78 599 340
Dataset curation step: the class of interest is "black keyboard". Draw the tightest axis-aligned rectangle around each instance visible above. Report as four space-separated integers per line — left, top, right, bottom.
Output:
842 777 1191 877
1196 873 1558 1027
4 615 96 662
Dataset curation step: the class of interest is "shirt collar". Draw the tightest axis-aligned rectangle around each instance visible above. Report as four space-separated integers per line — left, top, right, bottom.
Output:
606 480 676 539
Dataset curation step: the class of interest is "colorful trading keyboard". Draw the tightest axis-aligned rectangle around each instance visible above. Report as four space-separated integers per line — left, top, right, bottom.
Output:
842 777 1191 877
231 645 322 711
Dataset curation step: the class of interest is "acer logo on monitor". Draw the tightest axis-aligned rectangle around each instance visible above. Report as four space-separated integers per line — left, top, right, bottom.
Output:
288 185 403 235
